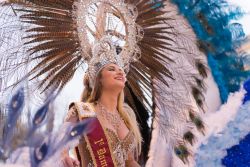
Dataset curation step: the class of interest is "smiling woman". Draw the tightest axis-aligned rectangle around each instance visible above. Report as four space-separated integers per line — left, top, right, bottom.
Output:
99 64 126 90
61 38 142 167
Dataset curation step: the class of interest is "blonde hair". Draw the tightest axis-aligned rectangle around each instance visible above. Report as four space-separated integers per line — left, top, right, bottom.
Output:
81 72 142 158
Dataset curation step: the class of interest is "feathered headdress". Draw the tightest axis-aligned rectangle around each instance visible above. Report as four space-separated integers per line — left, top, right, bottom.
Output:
0 0 208 164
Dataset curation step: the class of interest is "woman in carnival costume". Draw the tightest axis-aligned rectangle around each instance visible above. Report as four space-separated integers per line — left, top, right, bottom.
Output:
61 38 142 167
0 0 209 166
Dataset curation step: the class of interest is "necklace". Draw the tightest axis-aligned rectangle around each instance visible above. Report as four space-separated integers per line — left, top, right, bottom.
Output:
97 102 124 131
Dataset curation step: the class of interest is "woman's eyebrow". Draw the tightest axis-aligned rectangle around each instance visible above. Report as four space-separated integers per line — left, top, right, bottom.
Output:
106 65 124 72
107 65 115 69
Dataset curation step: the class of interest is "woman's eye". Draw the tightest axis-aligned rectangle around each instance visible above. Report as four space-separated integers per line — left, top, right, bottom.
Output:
108 68 115 71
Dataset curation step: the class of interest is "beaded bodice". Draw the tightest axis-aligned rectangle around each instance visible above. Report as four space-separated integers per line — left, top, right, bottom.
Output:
105 128 136 167
65 102 137 167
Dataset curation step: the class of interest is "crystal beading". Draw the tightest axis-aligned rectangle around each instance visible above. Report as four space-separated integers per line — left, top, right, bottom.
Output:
73 0 144 87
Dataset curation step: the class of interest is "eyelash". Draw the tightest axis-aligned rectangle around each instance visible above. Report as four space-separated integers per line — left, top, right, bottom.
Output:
108 68 115 71
107 67 124 73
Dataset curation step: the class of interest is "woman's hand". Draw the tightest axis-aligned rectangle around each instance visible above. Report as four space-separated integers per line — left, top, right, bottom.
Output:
62 154 80 167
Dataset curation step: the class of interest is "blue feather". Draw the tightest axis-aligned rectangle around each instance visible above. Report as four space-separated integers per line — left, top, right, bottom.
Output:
1 87 25 159
33 104 49 126
6 87 25 124
28 118 93 166
171 0 250 103
68 118 93 139
25 91 58 145
33 142 48 166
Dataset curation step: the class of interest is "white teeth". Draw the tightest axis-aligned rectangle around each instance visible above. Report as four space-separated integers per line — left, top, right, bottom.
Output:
115 77 123 80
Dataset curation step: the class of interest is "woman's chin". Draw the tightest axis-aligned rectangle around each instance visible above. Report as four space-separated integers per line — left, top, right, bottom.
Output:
112 82 125 89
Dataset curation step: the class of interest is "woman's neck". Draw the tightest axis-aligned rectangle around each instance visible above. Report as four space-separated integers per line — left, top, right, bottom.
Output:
98 90 119 112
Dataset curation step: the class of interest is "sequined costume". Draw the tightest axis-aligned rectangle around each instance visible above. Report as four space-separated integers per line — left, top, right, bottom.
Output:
65 102 139 167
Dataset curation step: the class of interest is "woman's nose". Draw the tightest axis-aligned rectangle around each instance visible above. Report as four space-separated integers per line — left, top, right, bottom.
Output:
116 68 125 75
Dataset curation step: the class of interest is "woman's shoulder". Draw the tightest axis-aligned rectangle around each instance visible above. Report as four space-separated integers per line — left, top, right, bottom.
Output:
71 102 96 118
65 102 96 122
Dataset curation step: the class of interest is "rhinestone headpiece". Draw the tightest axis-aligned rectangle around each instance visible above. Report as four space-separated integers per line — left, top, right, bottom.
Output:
73 0 144 88
87 37 124 87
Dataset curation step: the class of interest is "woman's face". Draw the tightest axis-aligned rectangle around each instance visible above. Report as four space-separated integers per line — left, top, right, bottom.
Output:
100 63 126 91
